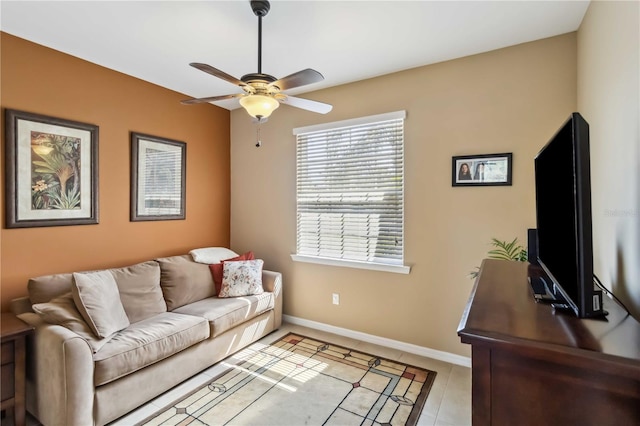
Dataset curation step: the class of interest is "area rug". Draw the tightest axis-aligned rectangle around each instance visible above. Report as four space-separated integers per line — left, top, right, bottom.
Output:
140 333 437 426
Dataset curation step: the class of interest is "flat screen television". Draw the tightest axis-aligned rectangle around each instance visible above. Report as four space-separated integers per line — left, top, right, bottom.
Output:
534 112 605 318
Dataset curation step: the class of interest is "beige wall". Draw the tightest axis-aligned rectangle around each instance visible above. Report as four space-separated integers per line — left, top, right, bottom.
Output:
1 33 231 311
231 34 577 356
577 1 640 318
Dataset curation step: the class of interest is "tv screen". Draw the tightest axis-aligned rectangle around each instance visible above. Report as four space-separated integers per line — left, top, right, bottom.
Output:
534 112 604 318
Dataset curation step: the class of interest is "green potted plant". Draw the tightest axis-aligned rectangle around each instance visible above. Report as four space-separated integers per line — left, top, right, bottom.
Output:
469 237 527 278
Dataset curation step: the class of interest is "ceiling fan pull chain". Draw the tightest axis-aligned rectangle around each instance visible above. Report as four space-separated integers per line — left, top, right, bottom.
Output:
256 120 262 147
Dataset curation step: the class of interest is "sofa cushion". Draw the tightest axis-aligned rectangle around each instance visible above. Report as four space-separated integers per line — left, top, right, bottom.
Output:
219 259 264 298
72 271 130 338
32 293 111 353
111 261 166 323
157 255 216 310
93 312 209 386
172 292 275 338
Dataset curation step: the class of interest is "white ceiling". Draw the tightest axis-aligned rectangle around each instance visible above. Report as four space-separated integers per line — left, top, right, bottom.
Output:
1 1 590 110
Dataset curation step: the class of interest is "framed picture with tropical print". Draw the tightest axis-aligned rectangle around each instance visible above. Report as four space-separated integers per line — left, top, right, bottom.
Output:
4 109 99 228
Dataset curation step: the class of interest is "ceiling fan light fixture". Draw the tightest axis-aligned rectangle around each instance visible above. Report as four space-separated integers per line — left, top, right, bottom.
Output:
239 94 279 119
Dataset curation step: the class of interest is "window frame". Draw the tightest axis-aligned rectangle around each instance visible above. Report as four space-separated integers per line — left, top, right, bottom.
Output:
291 111 410 274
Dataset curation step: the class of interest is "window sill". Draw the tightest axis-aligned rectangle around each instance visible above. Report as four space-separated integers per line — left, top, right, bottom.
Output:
291 254 411 274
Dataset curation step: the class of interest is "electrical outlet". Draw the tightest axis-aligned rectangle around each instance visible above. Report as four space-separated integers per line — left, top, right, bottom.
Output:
332 293 340 305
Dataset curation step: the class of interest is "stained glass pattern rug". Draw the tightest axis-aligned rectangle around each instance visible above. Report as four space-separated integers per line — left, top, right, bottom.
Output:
140 333 437 426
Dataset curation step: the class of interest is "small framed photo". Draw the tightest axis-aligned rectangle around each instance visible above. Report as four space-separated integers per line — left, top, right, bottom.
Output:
452 153 512 187
130 132 186 221
4 109 99 228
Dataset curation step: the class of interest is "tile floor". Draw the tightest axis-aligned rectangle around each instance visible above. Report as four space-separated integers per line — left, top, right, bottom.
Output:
22 322 471 426
111 323 472 426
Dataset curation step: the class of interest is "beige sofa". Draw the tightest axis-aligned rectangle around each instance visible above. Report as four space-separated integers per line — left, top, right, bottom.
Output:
10 253 283 426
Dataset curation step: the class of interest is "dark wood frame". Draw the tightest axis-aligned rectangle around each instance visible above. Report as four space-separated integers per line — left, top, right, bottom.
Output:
452 152 512 187
130 132 186 222
4 109 99 228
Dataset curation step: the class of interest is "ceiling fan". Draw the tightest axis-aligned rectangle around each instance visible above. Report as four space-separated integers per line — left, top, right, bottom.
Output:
181 0 332 120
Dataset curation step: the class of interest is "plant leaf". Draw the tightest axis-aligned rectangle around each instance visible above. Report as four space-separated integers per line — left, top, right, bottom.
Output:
470 237 527 280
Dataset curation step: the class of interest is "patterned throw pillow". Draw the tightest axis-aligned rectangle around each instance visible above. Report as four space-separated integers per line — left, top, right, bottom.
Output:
219 259 264 298
209 251 255 295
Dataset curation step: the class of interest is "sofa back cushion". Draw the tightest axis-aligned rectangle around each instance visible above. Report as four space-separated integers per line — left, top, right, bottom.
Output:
72 270 130 338
27 261 166 324
111 261 166 323
157 255 215 310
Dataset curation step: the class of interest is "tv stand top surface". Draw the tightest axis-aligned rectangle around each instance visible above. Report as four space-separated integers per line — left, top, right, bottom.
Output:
458 259 640 365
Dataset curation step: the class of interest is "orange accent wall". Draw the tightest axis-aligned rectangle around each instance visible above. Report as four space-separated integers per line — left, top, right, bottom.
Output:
0 33 230 311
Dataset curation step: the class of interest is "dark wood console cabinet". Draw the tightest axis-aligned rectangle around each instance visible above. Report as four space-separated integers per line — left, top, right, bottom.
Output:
1 313 33 426
458 259 640 425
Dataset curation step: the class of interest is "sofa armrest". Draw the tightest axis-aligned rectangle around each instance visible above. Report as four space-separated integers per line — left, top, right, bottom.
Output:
11 296 34 315
262 270 283 329
261 270 281 293
18 312 95 426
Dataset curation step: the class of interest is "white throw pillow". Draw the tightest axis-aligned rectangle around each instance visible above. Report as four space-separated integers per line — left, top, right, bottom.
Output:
71 270 130 338
189 247 239 264
219 259 264 298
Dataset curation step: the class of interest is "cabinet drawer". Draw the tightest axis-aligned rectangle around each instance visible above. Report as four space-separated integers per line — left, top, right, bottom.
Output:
1 341 14 364
1 363 15 401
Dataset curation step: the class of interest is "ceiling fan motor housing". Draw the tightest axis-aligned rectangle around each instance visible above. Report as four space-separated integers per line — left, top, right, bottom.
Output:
241 73 277 94
241 73 276 85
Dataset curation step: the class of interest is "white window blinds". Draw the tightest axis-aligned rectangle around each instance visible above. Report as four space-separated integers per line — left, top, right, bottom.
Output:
294 111 405 266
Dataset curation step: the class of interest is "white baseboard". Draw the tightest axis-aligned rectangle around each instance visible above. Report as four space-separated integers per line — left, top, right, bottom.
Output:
283 315 471 368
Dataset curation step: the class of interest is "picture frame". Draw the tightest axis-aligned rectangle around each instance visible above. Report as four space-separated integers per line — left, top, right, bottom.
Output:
4 109 99 228
452 153 512 187
130 132 186 221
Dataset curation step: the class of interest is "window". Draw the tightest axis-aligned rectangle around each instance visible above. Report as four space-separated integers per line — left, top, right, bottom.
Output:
292 111 408 273
142 147 182 213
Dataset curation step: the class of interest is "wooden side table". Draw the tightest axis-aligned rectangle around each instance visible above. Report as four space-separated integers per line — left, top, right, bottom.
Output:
1 313 34 426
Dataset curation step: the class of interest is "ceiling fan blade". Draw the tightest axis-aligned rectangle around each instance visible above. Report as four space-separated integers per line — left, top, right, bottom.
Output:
279 95 332 114
189 63 246 87
270 69 324 91
181 93 244 105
